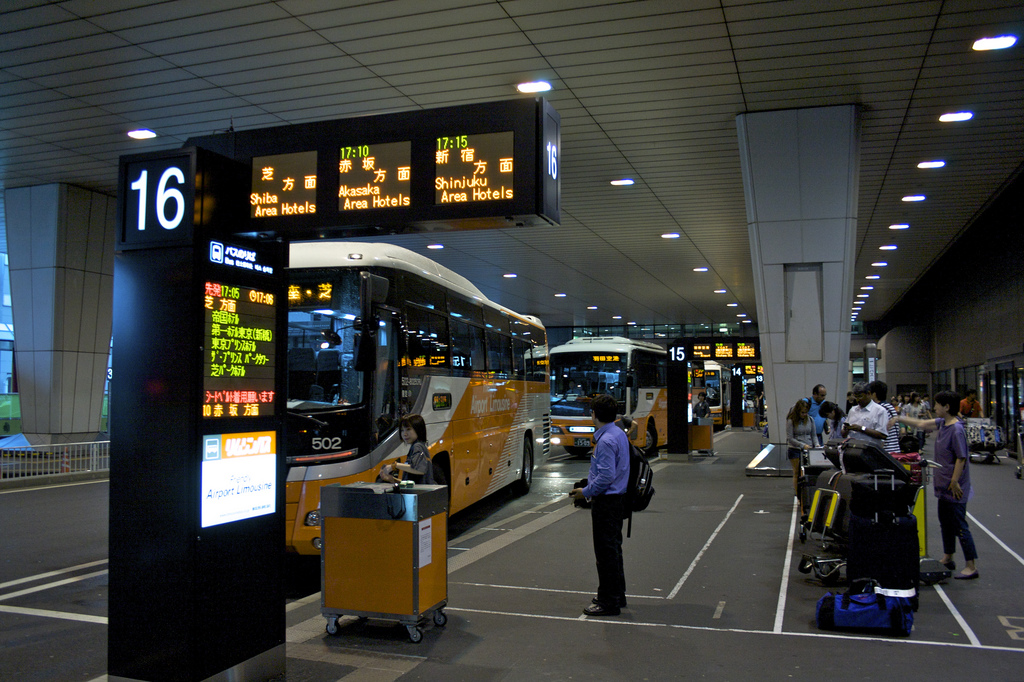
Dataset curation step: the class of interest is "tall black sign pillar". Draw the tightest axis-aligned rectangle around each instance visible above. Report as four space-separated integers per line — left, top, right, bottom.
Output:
109 148 287 681
666 340 690 454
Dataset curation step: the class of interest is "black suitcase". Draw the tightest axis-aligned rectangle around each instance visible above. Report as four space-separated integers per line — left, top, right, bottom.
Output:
846 472 916 518
847 512 919 599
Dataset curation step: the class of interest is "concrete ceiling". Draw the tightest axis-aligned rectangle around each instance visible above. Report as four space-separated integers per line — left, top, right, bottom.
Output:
1 0 1021 330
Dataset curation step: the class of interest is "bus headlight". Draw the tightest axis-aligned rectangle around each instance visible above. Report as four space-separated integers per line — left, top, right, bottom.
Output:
305 509 322 526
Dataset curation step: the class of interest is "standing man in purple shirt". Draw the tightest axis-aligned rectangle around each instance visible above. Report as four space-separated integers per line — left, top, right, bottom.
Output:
570 394 631 616
893 390 979 580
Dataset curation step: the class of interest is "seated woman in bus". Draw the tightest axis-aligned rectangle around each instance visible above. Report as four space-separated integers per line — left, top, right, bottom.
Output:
378 413 435 485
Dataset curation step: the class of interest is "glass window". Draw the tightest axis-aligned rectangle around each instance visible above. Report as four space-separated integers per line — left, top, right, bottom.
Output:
451 318 485 374
405 306 449 370
486 331 512 376
512 339 529 378
484 307 509 333
449 295 483 325
401 274 445 311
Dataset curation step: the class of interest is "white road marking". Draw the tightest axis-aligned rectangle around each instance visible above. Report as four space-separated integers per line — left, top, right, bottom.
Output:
0 569 108 602
968 511 1024 568
667 494 744 600
933 583 982 646
774 498 799 633
0 604 106 624
0 559 107 590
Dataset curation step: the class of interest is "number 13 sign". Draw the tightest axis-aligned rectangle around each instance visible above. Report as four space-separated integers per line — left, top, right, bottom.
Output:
118 150 195 249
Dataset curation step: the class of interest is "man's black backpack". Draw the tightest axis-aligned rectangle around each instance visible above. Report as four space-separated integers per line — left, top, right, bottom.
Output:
625 442 655 537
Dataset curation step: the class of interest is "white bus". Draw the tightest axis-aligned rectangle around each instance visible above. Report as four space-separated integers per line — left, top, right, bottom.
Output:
548 337 667 456
285 242 549 555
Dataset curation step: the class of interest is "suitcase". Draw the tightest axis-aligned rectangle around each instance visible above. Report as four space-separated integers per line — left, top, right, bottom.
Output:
847 512 919 600
846 471 916 518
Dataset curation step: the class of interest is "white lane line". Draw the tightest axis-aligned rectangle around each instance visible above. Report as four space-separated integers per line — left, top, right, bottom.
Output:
0 559 108 590
0 479 107 494
774 497 799 633
713 601 726 619
968 511 1024 568
667 494 744 600
0 569 108 602
448 606 1024 653
448 503 579 573
933 583 982 647
0 604 106 624
450 581 664 600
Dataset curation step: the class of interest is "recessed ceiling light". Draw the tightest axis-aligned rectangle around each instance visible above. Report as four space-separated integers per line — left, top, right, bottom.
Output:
741 319 752 324
866 275 881 280
973 35 1017 51
879 245 898 250
713 289 726 294
662 233 680 239
727 303 738 307
503 273 517 278
902 195 926 202
889 224 909 230
871 262 888 267
737 314 746 318
857 294 869 298
628 321 637 326
610 179 634 186
939 112 973 122
516 81 551 93
554 293 566 297
427 244 444 249
613 316 622 320
918 161 945 169
587 306 597 310
693 267 708 272
860 286 874 290
127 129 156 139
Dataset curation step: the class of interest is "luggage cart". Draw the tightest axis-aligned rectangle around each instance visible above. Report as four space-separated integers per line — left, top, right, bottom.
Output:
320 482 448 643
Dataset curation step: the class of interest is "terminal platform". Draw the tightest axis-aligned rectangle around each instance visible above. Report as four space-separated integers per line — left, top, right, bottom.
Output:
3 428 1024 680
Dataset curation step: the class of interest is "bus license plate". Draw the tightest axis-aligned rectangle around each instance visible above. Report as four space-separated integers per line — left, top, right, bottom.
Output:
574 437 591 447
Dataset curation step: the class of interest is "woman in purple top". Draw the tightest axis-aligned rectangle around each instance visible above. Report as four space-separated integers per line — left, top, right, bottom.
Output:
893 390 979 580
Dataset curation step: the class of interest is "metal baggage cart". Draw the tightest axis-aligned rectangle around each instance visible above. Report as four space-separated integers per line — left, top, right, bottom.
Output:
320 483 448 642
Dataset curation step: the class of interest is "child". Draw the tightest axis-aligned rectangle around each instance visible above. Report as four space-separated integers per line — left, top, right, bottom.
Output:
379 413 434 485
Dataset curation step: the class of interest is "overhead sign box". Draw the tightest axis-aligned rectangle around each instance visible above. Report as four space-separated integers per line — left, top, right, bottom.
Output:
185 98 560 238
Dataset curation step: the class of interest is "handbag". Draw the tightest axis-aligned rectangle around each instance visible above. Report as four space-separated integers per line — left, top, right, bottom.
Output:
816 579 913 636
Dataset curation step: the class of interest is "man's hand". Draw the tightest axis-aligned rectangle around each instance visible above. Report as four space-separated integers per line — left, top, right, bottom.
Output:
569 487 586 500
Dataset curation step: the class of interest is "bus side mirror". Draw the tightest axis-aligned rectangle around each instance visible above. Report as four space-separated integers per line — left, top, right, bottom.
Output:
353 325 375 372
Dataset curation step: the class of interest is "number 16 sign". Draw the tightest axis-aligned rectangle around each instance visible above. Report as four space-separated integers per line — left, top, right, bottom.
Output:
118 150 196 248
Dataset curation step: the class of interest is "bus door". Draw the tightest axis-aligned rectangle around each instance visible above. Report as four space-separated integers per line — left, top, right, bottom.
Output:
369 308 400 447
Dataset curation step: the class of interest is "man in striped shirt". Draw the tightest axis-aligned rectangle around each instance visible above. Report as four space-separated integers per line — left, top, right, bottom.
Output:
869 380 901 454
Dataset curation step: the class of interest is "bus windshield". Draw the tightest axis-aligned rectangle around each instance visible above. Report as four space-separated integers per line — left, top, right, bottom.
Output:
286 269 364 411
549 351 627 416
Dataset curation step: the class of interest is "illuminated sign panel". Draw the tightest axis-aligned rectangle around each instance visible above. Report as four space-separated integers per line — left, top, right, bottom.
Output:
287 282 333 309
693 344 712 359
715 342 734 359
251 151 317 218
203 281 277 417
737 342 757 358
201 431 276 528
592 355 621 362
338 141 411 210
435 131 514 204
744 364 764 375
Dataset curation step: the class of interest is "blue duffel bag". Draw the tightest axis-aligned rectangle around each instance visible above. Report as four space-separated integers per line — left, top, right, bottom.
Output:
816 584 913 636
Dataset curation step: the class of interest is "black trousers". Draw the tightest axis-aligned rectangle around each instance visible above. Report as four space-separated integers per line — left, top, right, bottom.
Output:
591 494 626 605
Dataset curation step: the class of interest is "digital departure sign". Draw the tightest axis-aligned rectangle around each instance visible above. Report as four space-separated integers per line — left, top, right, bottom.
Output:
737 342 757 358
251 151 317 218
338 141 411 210
715 342 735 359
692 343 713 359
203 281 277 417
435 131 514 204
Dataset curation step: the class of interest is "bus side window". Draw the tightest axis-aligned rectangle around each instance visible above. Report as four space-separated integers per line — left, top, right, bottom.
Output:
451 318 485 374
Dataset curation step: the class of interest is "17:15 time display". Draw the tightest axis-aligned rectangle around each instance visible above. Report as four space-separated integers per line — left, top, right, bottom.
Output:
437 136 468 150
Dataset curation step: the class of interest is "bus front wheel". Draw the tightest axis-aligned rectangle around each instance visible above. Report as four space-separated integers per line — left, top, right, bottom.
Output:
645 421 659 457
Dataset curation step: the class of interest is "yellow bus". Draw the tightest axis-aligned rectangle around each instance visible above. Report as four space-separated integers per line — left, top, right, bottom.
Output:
548 337 667 457
285 242 549 555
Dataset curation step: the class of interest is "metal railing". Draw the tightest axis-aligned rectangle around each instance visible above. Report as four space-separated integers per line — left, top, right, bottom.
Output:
0 441 110 480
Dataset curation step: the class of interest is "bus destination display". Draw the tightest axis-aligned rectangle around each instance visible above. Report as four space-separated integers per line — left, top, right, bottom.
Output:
204 281 276 417
692 343 712 359
435 131 514 204
338 141 411 210
251 151 317 218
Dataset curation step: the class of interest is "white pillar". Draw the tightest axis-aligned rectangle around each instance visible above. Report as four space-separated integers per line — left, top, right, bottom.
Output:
4 184 115 445
736 106 860 452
